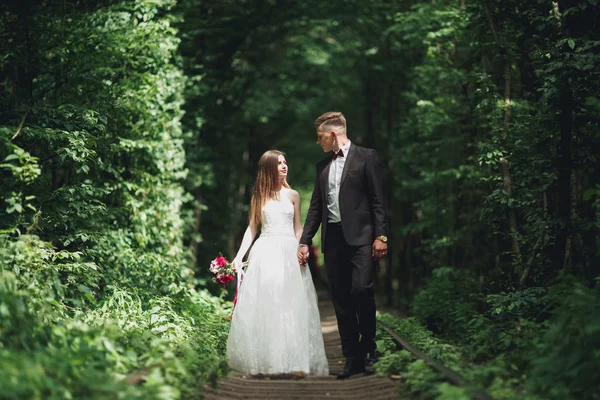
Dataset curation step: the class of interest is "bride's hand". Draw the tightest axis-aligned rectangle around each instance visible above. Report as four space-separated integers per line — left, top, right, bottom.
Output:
297 245 309 266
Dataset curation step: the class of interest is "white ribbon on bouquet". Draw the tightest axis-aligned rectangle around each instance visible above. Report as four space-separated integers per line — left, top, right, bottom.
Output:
233 261 248 311
236 265 246 296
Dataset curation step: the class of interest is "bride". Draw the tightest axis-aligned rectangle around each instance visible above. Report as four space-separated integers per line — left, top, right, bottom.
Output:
227 150 329 376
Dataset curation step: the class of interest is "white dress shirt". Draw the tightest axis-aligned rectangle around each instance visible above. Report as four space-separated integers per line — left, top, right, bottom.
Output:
327 141 351 223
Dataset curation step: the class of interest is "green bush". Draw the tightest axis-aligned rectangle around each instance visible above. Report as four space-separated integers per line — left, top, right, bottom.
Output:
527 280 600 400
393 270 598 399
376 314 471 400
412 267 479 338
376 313 542 400
464 287 548 362
0 238 231 399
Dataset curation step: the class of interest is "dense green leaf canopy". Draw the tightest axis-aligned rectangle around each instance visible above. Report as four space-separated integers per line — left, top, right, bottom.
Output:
1 0 599 398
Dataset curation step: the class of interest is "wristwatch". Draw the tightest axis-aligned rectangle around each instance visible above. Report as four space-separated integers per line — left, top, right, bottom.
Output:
375 235 388 243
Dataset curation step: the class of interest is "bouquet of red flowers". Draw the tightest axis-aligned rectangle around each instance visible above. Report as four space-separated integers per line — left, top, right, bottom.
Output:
209 255 246 287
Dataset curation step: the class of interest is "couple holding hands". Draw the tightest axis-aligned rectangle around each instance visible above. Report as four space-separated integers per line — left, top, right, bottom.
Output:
226 111 388 380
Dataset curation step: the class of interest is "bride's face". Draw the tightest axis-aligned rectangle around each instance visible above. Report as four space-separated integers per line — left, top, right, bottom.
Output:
277 155 288 179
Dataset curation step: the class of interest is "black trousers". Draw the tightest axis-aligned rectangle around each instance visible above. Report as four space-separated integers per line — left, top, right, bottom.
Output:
324 222 376 358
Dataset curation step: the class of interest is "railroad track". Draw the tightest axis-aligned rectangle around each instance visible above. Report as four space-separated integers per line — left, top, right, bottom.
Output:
376 320 495 400
203 288 495 400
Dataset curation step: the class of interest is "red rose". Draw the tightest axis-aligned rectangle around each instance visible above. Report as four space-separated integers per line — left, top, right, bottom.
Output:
215 273 234 286
215 256 227 267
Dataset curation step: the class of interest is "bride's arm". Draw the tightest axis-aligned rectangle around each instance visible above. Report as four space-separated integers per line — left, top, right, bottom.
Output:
232 221 258 267
290 190 303 242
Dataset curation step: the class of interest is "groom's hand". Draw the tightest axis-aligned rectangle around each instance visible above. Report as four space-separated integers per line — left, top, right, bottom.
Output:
372 240 388 260
297 245 309 266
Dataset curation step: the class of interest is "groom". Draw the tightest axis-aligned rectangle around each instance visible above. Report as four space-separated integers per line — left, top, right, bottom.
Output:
298 111 388 379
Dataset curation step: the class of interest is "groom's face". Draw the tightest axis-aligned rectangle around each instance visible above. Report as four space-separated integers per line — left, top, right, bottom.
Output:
316 129 336 153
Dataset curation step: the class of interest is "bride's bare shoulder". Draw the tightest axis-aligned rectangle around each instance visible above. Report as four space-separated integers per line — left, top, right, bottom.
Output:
286 188 300 203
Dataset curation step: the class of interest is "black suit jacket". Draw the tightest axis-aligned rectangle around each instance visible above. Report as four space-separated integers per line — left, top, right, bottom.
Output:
300 144 388 251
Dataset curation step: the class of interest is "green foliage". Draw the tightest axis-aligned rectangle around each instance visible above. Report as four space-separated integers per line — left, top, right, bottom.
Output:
378 315 465 375
464 287 548 362
1 0 598 398
376 313 539 400
401 268 600 399
0 274 230 399
412 267 479 337
375 347 414 377
434 383 471 400
0 0 230 398
402 360 444 399
415 273 549 363
379 1 599 398
375 314 469 400
527 280 600 400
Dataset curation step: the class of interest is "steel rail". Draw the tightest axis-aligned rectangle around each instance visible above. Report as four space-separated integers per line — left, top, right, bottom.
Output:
376 319 496 400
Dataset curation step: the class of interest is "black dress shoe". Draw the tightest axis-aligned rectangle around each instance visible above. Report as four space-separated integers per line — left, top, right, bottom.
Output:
364 352 378 367
337 357 366 380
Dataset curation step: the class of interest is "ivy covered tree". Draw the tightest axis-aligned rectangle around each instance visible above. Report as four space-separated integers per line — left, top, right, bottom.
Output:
1 1 229 398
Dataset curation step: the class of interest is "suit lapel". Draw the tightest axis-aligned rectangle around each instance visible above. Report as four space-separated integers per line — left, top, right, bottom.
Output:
340 144 356 189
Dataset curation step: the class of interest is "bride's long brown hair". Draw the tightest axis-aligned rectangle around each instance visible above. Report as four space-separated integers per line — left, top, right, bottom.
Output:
249 150 291 227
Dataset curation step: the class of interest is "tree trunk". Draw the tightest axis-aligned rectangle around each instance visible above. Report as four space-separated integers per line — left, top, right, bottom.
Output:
563 164 578 272
482 1 523 269
556 75 573 271
519 185 550 287
405 233 414 302
364 65 375 147
384 35 394 307
227 148 251 258
501 63 523 269
19 0 34 101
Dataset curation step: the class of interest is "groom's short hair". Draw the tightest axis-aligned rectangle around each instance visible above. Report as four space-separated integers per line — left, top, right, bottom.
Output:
315 112 346 134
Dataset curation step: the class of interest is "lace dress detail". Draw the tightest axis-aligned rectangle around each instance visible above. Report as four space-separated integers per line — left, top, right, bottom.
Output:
227 188 329 376
260 191 295 238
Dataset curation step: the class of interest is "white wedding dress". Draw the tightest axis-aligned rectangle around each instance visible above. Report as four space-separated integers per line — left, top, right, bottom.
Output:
226 188 329 376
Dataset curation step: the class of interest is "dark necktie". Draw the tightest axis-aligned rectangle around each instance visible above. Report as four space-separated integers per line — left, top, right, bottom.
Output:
332 149 344 160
